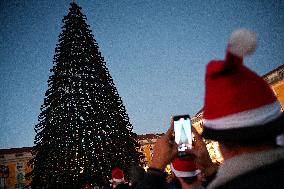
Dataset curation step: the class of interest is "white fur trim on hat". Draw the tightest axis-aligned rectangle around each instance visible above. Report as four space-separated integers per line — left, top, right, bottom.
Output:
204 101 282 129
170 164 201 178
112 178 125 183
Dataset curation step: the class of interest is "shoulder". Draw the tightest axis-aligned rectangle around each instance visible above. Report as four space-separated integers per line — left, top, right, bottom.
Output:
217 159 284 189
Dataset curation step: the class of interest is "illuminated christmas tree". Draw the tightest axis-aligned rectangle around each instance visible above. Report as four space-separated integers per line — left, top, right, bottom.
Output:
27 3 143 188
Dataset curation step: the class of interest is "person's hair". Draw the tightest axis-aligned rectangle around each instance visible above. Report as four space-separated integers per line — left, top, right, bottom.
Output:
171 176 181 188
180 175 198 185
220 136 277 148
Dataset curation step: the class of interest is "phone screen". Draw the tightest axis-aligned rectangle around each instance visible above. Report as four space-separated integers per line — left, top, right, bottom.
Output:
173 115 192 156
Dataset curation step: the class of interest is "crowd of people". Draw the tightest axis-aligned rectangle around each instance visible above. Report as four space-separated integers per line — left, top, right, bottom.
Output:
85 28 284 189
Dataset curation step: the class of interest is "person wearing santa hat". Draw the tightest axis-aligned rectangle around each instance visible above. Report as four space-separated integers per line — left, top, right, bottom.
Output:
169 156 204 189
110 167 130 189
83 183 93 189
137 29 284 189
200 28 284 189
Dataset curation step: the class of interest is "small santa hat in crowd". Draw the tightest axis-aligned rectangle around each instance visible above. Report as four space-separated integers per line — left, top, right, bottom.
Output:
111 167 125 183
83 184 93 189
202 28 284 142
170 157 201 178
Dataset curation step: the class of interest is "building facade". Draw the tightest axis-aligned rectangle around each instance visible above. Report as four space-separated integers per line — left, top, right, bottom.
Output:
0 147 32 189
136 134 163 169
191 111 224 164
263 64 284 109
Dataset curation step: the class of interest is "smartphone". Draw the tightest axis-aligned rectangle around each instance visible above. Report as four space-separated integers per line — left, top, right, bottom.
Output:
173 114 192 157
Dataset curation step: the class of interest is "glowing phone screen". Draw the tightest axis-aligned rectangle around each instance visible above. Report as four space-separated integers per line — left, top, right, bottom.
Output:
174 116 192 153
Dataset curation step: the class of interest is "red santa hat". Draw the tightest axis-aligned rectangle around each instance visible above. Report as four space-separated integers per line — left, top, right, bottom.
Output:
202 28 284 142
111 167 125 183
170 157 200 177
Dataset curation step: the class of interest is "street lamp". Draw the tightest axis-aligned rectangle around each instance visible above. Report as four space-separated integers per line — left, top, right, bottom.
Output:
0 165 9 189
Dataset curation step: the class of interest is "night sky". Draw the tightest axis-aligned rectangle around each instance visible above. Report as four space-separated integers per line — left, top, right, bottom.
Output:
1 0 283 148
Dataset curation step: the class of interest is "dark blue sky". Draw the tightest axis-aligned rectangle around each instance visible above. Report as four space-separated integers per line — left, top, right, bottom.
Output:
1 0 283 148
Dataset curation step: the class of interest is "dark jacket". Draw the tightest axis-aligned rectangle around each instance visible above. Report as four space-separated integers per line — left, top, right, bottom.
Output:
136 168 213 189
115 183 131 189
136 168 168 189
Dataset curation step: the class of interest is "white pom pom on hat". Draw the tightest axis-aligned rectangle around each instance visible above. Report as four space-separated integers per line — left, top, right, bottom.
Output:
228 28 257 57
